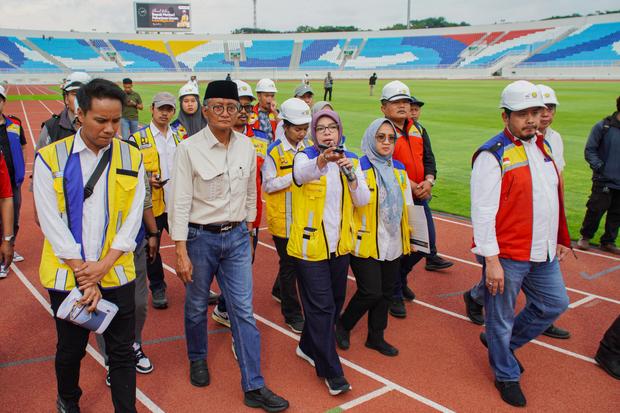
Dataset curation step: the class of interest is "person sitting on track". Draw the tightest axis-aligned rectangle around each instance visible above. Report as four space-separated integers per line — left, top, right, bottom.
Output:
470 80 571 407
336 117 413 357
169 80 289 413
288 108 370 396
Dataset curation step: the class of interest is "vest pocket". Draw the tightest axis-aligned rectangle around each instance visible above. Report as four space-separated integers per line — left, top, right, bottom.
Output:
116 174 138 207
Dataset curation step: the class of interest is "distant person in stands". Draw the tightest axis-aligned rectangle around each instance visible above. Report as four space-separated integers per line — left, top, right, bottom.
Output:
0 84 26 277
464 84 572 340
171 83 207 139
0 150 14 279
132 92 183 310
369 73 378 96
577 95 620 255
595 314 620 380
323 72 333 101
37 72 91 149
250 78 278 141
121 78 143 139
225 73 232 81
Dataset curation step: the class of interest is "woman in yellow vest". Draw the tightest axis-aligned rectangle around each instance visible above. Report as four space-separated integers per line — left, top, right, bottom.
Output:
288 109 370 395
335 118 413 357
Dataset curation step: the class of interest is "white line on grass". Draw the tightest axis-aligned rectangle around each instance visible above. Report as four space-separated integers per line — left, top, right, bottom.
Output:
10 263 165 413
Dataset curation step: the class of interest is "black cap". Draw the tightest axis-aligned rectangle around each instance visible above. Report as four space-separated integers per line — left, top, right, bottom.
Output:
122 78 132 84
204 80 239 102
411 96 425 107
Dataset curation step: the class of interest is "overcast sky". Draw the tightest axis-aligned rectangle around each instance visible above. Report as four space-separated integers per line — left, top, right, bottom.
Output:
0 0 618 33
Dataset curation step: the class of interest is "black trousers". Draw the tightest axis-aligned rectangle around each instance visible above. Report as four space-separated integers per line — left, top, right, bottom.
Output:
599 315 620 357
294 254 349 379
271 236 303 323
341 256 400 341
323 87 332 101
580 182 620 245
147 212 169 292
49 283 136 413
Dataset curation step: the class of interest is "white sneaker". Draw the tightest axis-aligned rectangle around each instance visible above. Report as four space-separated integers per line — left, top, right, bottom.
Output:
0 265 8 279
212 306 231 328
13 251 24 262
295 345 315 367
133 343 153 374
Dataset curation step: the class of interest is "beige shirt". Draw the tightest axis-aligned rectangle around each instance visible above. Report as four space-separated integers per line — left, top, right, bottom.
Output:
169 125 257 241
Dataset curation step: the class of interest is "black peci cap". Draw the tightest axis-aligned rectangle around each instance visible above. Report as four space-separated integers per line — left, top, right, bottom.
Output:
203 80 239 102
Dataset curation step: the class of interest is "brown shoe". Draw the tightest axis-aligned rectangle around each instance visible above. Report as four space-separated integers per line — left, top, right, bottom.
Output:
576 238 590 250
601 243 620 255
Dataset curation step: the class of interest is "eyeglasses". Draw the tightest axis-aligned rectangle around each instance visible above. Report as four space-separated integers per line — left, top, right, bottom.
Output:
209 104 240 115
239 104 253 113
375 134 396 144
315 124 338 134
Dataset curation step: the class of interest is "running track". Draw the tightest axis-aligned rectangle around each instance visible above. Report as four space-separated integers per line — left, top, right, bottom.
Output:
0 86 618 412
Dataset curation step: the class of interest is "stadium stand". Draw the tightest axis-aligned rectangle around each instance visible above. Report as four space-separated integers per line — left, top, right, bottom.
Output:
521 22 620 66
299 39 346 68
0 36 58 71
170 40 232 71
109 39 176 71
28 37 118 71
240 40 294 68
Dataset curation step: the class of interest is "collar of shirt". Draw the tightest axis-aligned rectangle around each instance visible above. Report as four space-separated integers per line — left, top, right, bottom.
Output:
281 136 303 153
203 125 237 149
72 129 110 156
150 121 173 141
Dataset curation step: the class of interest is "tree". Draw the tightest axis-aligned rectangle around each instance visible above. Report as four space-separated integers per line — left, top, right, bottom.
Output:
381 17 470 31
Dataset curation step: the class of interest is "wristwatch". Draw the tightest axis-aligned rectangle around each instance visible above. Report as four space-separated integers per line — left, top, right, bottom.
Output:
426 178 436 187
147 231 160 239
3 234 14 243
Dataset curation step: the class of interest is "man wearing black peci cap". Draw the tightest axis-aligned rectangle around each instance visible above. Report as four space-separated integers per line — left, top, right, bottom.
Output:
169 80 289 412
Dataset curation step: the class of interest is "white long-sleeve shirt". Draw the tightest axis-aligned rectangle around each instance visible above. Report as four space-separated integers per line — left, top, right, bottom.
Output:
34 132 145 261
544 127 565 173
261 137 304 194
150 122 177 213
293 152 370 253
471 135 559 262
377 177 414 261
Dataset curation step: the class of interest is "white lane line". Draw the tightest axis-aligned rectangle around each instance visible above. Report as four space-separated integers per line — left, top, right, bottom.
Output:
568 295 598 309
38 100 55 115
337 386 394 410
19 100 37 147
161 260 454 412
10 263 165 413
434 216 472 228
530 338 596 363
160 244 175 249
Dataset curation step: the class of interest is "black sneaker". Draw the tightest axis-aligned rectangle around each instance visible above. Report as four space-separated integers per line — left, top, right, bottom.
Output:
286 319 304 334
595 344 620 380
105 369 111 387
463 291 484 325
402 285 416 302
324 376 351 396
56 396 80 413
480 332 524 373
134 344 154 373
152 289 168 309
189 359 210 387
244 386 290 412
425 255 454 271
335 321 350 350
495 380 526 407
208 290 220 305
542 324 570 340
389 299 407 318
365 339 399 357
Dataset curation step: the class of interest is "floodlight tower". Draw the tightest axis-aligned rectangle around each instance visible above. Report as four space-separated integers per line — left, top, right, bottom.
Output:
406 0 411 29
253 0 257 29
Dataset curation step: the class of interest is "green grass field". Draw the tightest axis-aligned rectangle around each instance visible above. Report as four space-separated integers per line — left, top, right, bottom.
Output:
22 79 620 242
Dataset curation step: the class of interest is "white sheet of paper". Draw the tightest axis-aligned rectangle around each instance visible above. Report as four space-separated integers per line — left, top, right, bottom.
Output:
408 204 430 254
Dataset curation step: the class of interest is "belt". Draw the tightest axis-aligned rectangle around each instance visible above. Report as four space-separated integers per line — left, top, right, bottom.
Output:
189 222 241 233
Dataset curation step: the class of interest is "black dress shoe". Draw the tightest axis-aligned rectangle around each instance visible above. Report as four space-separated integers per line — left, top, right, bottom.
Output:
189 359 210 387
463 291 484 325
480 332 524 373
335 321 350 350
425 255 454 271
495 380 526 407
402 285 416 301
244 386 290 412
57 396 80 413
365 339 399 357
389 299 407 318
595 343 620 380
542 324 570 339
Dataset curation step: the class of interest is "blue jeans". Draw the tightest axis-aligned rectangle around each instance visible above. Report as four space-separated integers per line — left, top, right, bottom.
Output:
121 118 139 140
184 222 265 392
393 198 437 299
470 255 486 305
484 257 569 381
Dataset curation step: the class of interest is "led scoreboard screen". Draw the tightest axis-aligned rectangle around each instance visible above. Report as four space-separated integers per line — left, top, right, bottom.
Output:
134 3 191 31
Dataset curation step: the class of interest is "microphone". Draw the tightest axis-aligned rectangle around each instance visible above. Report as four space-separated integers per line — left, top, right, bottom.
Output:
318 144 356 182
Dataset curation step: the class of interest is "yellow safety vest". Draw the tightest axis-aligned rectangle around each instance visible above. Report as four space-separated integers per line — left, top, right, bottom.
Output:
264 139 304 238
287 148 358 261
37 135 142 290
352 157 411 259
131 125 182 217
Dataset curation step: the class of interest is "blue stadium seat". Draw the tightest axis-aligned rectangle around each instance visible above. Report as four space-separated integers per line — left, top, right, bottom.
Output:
299 39 345 68
240 40 293 68
109 40 175 71
28 37 119 71
0 37 58 71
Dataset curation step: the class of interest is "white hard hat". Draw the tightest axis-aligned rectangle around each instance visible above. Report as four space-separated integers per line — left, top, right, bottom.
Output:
63 72 91 92
234 80 255 100
381 80 413 102
179 83 199 98
0 85 6 100
256 78 277 93
536 84 560 106
499 80 546 111
279 98 311 125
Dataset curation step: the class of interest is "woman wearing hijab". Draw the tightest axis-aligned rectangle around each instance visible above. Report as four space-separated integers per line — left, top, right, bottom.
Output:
288 109 370 396
171 83 207 138
335 118 413 357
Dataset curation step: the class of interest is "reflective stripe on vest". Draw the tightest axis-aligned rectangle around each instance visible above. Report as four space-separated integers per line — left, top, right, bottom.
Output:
5 117 25 186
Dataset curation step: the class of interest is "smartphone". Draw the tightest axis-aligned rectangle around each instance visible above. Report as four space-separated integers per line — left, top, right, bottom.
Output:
160 178 170 186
